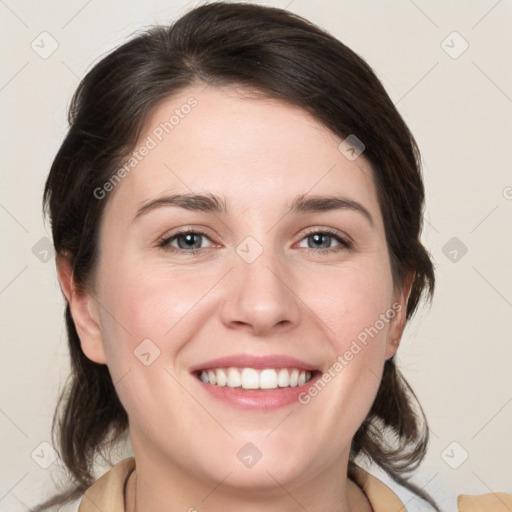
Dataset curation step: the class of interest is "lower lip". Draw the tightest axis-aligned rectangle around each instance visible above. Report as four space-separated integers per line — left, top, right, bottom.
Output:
193 373 321 410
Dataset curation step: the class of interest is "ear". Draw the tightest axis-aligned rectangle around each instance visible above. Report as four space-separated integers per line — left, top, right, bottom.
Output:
56 254 107 364
385 271 415 359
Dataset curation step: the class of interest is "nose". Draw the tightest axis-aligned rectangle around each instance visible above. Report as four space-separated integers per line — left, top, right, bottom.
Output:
219 245 302 337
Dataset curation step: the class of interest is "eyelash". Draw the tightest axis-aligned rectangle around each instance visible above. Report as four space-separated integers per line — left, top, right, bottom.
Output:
157 227 352 255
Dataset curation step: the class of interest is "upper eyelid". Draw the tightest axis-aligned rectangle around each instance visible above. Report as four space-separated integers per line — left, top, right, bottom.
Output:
300 226 351 242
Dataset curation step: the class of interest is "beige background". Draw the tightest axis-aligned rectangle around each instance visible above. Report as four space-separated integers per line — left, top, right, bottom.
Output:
1 0 511 510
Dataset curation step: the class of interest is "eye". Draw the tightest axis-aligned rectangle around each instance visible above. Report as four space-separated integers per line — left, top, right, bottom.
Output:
297 228 352 253
157 227 352 255
158 230 213 254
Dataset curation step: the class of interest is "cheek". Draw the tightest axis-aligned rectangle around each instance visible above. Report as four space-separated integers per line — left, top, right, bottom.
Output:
96 261 215 369
310 258 394 348
100 260 184 331
302 260 393 411
93 266 199 424
98 244 394 366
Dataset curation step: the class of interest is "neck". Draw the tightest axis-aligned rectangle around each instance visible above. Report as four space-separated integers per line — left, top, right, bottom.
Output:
124 459 372 512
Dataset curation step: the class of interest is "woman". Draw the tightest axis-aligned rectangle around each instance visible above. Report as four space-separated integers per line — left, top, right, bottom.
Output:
34 2 510 511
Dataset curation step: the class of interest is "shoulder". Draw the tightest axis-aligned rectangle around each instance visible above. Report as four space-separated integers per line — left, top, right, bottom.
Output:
77 457 512 512
458 492 512 511
353 464 512 512
78 457 135 512
351 465 407 511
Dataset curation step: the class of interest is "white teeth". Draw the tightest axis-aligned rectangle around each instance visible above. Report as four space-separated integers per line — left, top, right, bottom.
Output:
241 368 259 389
207 370 217 385
259 369 278 389
216 368 227 386
198 367 313 389
227 367 241 387
277 368 290 387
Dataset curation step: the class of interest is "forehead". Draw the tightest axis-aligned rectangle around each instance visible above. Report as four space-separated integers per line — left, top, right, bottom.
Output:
102 84 379 222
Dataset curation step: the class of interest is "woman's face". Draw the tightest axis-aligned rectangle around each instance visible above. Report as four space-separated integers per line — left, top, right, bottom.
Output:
73 85 409 496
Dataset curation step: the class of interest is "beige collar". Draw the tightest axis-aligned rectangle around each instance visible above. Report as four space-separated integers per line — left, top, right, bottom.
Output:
78 456 406 512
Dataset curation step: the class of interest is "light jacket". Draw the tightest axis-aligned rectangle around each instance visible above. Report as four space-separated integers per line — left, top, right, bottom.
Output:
78 457 512 512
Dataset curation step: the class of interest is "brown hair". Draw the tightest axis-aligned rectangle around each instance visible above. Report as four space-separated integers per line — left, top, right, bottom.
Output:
35 2 437 510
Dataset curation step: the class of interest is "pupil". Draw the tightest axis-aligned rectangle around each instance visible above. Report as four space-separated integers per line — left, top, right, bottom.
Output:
311 233 329 249
180 233 200 249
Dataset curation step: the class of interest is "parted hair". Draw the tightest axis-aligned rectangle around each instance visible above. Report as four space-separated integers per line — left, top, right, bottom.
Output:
35 2 437 510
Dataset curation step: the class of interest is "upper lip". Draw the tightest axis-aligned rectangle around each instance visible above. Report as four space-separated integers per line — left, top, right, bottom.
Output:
189 354 319 373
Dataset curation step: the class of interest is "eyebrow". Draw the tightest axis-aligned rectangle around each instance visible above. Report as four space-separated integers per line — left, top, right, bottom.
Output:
133 192 374 226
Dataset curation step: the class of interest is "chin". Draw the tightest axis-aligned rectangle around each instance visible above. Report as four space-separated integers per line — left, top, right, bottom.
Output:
209 438 320 491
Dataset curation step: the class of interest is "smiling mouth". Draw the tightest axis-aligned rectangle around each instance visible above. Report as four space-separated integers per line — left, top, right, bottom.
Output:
194 367 318 390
